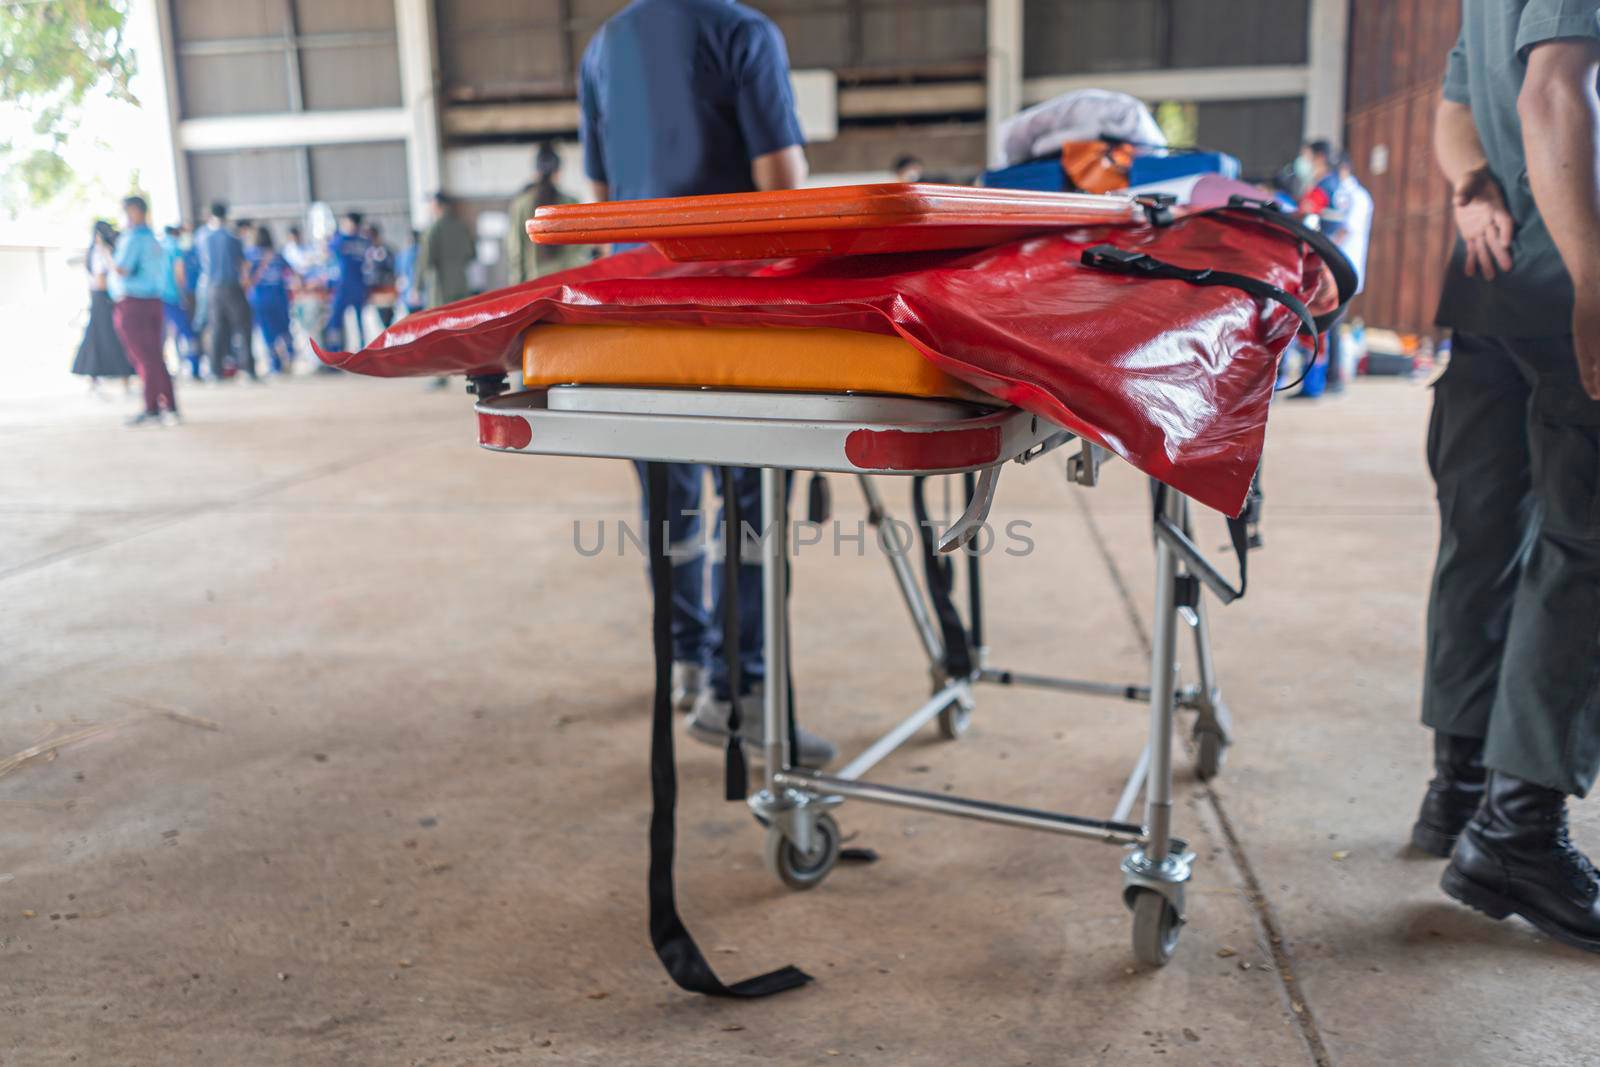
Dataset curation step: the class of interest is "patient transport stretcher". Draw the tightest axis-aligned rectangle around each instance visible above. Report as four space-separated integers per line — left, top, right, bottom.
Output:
324 186 1354 994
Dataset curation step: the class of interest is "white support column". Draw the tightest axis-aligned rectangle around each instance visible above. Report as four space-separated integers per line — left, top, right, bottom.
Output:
395 0 443 229
986 0 1023 167
1304 0 1350 143
130 0 187 223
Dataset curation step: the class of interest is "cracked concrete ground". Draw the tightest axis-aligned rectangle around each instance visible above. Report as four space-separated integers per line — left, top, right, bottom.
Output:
2 371 1595 1066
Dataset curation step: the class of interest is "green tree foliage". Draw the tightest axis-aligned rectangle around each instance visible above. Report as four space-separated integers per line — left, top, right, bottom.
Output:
0 0 137 207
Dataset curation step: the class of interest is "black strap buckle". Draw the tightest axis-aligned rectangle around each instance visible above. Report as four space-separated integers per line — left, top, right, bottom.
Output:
1134 192 1178 227
1081 244 1212 284
1225 194 1286 214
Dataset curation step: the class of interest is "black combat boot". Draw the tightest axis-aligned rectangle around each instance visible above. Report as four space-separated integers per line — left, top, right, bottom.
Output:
1441 771 1600 953
1410 731 1486 857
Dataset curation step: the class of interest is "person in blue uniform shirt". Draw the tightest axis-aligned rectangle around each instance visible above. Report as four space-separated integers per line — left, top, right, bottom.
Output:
196 201 256 381
396 229 420 314
245 224 296 375
159 224 198 379
578 0 833 766
323 211 371 350
177 224 203 378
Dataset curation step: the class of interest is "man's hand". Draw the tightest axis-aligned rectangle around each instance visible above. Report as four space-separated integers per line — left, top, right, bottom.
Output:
1453 165 1514 278
1574 289 1600 399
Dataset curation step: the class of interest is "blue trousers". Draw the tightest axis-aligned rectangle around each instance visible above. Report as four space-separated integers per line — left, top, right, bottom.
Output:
633 462 776 698
163 300 198 376
253 297 292 372
322 291 366 351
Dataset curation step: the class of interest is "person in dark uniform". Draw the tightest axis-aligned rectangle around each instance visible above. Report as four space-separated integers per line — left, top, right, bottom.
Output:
505 142 585 286
362 222 398 329
1415 0 1600 954
578 0 833 766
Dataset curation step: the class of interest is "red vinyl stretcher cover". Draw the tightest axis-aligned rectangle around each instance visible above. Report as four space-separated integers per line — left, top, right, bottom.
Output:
319 211 1324 516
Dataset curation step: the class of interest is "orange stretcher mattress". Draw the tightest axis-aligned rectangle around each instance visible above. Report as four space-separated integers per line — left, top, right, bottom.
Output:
522 323 994 402
527 183 1140 261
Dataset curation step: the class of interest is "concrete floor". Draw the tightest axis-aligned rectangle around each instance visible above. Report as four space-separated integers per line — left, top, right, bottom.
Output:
1 373 1595 1066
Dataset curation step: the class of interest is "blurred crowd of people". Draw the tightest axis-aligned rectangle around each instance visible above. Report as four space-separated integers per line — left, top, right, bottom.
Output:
70 186 487 425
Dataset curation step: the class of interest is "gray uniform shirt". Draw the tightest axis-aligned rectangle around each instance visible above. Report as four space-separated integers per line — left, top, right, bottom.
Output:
1435 0 1600 337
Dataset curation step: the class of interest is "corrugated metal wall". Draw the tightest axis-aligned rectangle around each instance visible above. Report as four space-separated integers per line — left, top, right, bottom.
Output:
1344 0 1460 335
436 0 989 103
170 0 410 240
1023 0 1308 77
171 0 401 117
187 142 411 240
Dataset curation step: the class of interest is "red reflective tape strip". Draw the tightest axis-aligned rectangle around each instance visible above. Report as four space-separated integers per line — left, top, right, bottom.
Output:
843 426 1002 471
478 411 533 451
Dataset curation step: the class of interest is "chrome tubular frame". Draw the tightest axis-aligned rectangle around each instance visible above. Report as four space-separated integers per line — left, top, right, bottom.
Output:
761 470 1219 914
478 385 1233 959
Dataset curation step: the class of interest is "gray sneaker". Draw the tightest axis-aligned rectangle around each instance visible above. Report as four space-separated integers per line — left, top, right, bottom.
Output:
686 684 838 769
670 661 706 714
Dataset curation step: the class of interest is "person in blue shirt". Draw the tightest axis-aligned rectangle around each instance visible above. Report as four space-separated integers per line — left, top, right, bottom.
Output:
323 211 371 350
245 224 296 374
159 225 199 379
578 0 830 765
395 229 420 313
177 223 202 374
108 195 178 425
196 201 257 381
1292 140 1350 398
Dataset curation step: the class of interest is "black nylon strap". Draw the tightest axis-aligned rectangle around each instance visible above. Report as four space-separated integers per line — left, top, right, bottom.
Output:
1212 195 1359 333
962 471 985 652
1080 244 1321 392
645 463 812 998
717 467 749 803
1139 194 1359 333
1081 244 1317 341
911 476 974 679
806 472 831 524
1150 479 1252 604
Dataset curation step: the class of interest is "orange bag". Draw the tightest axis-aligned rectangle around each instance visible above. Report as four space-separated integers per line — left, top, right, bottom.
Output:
1060 141 1135 194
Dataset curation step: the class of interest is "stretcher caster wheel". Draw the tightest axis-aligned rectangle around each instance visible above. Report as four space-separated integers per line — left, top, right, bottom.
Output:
937 701 972 740
1129 890 1182 967
1194 727 1226 782
764 813 840 891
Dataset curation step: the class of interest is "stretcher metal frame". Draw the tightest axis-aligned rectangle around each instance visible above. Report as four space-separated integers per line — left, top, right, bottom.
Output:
474 383 1236 966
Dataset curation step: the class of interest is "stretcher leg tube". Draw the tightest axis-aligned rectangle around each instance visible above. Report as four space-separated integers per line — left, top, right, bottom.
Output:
1143 492 1182 863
